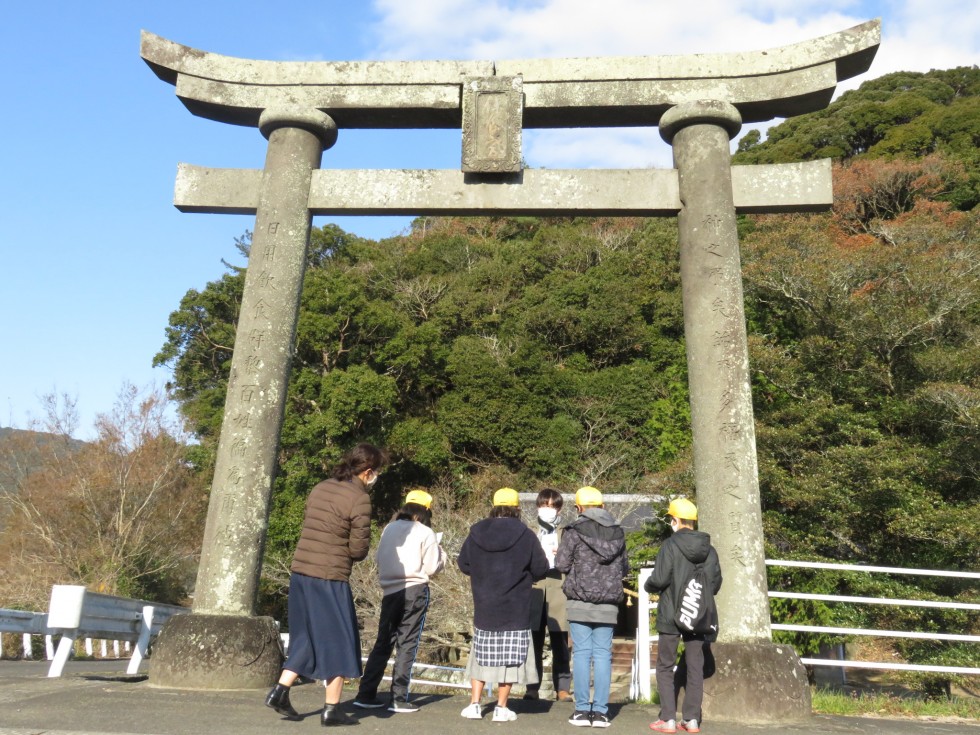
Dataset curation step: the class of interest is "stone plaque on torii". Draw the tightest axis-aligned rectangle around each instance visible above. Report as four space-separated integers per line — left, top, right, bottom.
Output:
142 21 879 719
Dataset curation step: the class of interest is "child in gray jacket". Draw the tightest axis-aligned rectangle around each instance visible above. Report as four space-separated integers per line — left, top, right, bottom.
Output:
555 486 628 728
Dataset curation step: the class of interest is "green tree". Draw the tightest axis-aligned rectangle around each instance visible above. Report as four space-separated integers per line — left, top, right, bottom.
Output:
735 66 980 210
154 67 980 688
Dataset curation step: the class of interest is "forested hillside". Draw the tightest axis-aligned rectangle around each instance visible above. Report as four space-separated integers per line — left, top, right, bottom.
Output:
149 67 977 682
735 66 980 210
0 389 207 610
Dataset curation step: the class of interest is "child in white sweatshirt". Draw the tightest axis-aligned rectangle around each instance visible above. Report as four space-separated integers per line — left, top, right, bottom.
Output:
353 490 445 713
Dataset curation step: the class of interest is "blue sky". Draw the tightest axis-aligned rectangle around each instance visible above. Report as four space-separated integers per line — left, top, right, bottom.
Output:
1 1 976 438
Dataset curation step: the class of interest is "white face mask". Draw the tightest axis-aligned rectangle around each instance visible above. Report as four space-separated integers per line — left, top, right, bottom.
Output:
364 471 379 489
538 507 559 525
670 519 679 533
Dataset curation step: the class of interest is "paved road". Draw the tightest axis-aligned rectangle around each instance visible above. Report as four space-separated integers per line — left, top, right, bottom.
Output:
0 660 976 735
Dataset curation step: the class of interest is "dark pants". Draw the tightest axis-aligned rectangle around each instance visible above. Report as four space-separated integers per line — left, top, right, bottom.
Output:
357 585 429 703
656 632 706 723
527 627 571 694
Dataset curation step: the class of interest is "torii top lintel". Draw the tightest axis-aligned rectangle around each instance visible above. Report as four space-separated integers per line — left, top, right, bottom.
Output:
140 20 879 130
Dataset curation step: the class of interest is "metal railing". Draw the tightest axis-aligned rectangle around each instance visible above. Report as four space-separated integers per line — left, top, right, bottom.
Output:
7 562 977 697
632 560 979 700
0 608 134 661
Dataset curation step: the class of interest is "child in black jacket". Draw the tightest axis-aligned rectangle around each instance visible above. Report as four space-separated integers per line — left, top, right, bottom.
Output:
646 498 722 735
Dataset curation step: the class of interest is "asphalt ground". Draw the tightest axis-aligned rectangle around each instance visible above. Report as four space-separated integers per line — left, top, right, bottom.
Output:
0 660 976 735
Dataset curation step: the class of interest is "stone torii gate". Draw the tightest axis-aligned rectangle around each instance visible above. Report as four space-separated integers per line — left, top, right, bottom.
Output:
142 21 879 719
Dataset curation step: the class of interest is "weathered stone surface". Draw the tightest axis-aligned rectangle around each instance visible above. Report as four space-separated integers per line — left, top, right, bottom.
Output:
684 641 812 722
193 113 335 618
660 99 743 140
522 64 838 126
149 614 283 689
141 21 880 129
174 162 832 216
731 160 832 214
144 21 878 707
664 101 774 644
461 76 523 173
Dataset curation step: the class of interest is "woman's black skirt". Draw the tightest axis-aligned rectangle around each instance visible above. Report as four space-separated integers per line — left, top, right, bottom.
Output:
283 573 362 680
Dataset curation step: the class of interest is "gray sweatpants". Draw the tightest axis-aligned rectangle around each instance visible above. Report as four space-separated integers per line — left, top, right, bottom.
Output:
358 584 429 703
656 632 706 723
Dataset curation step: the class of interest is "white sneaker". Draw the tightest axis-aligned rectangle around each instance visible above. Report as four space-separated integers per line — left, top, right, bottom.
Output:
492 706 517 722
461 702 483 719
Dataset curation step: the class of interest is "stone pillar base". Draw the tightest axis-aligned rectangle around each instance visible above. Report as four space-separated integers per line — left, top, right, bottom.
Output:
149 614 283 690
679 641 811 723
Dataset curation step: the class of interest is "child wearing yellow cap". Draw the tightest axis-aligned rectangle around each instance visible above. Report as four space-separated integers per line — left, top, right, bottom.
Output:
354 490 444 713
457 488 549 722
555 487 628 728
647 498 722 734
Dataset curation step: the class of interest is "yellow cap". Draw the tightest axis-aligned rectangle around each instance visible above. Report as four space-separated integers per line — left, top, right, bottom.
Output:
406 489 433 509
575 486 603 506
667 497 698 521
493 487 520 507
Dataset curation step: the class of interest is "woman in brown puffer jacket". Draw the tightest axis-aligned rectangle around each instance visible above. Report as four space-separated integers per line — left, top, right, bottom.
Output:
265 443 389 727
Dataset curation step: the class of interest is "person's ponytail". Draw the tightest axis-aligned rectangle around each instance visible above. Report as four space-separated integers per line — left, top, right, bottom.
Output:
332 443 389 481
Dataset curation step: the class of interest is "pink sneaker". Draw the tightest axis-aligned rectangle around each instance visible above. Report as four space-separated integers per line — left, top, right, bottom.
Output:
650 720 677 733
680 720 700 733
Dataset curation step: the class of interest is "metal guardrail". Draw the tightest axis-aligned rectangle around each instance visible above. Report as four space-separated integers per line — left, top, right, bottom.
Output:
632 560 979 700
765 560 980 678
0 586 187 676
6 562 976 696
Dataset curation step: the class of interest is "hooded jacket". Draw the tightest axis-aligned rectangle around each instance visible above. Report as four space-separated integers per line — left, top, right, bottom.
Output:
555 508 629 623
458 516 549 631
644 528 722 635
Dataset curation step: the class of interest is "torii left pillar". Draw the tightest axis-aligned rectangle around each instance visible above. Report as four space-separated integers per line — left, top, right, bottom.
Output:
152 108 337 689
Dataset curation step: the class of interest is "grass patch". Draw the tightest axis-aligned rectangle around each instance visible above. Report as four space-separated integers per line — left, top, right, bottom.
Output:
811 688 980 720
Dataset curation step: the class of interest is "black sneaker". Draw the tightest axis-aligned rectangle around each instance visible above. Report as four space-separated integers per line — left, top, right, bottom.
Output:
388 699 420 713
569 710 593 727
591 712 611 728
352 695 387 709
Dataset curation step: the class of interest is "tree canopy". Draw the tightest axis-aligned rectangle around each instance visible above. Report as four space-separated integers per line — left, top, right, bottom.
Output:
152 66 979 685
735 66 980 211
155 216 693 559
0 387 207 608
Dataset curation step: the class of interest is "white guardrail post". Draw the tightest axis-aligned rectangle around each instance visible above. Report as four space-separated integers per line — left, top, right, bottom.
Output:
634 567 654 702
46 585 87 678
128 605 156 675
2 562 976 685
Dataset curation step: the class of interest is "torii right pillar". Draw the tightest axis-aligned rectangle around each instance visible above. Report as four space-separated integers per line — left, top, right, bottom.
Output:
660 100 810 721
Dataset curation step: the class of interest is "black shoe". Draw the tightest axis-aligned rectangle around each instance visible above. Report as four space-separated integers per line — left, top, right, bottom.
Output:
523 689 540 700
592 712 611 728
353 695 387 709
265 684 299 719
322 703 356 726
569 710 593 727
388 698 419 713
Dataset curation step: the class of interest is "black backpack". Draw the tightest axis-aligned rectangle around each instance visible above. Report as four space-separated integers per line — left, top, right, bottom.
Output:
673 562 718 635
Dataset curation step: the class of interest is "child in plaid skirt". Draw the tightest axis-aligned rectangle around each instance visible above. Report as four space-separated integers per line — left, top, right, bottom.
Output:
458 488 549 722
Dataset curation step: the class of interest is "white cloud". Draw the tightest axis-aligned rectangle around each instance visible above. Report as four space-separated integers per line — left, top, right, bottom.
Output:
368 0 975 75
870 0 980 77
526 129 673 171
370 0 875 59
365 0 977 167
